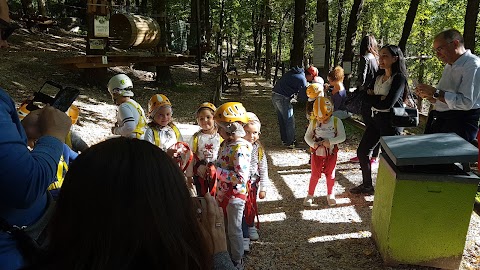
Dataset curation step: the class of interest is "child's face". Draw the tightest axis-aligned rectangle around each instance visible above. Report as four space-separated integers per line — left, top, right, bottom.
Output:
197 109 215 132
217 125 229 140
243 123 260 143
153 106 172 127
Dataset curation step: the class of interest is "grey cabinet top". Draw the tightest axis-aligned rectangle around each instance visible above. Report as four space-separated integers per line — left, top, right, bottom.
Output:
380 133 478 166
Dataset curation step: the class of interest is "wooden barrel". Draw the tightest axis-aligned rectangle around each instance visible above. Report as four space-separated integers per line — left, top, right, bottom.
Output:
109 14 161 49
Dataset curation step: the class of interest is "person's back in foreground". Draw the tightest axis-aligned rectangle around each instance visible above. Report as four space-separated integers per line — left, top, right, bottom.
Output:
26 138 235 270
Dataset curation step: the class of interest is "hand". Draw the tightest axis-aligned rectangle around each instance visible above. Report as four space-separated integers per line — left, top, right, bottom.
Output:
415 83 435 99
166 147 179 158
38 105 71 142
258 191 266 199
199 193 227 254
322 139 330 147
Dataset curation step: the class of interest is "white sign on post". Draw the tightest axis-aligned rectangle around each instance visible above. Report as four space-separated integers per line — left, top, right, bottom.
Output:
313 22 326 45
343 61 352 74
94 16 109 38
313 45 326 68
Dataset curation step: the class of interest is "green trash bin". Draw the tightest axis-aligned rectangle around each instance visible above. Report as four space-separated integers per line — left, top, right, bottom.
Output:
371 133 479 269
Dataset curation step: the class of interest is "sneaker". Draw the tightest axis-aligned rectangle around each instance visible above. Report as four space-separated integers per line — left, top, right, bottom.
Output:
350 184 374 194
243 238 250 253
248 226 259 241
303 195 316 207
327 194 336 206
233 259 244 270
350 156 360 163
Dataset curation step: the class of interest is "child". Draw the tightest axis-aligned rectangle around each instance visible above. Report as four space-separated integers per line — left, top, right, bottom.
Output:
327 66 350 120
242 112 268 251
65 105 89 153
186 102 222 196
305 82 325 120
144 94 183 157
211 102 252 269
108 74 148 139
303 97 346 207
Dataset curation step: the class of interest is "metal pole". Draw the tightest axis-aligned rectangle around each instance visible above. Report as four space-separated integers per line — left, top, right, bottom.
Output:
196 0 202 80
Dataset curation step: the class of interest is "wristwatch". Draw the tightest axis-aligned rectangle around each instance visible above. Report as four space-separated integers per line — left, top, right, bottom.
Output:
433 89 442 99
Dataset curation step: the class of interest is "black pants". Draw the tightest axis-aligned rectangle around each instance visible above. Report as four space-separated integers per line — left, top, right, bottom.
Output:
425 109 480 143
357 112 402 187
361 104 381 158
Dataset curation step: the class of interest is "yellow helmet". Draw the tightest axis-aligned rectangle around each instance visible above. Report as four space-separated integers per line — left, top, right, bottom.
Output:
214 102 248 123
306 83 324 99
313 97 333 121
148 94 171 118
17 103 31 121
67 105 79 125
196 102 217 114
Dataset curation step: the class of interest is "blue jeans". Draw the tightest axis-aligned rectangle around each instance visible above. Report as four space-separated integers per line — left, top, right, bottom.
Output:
227 198 246 262
272 92 295 145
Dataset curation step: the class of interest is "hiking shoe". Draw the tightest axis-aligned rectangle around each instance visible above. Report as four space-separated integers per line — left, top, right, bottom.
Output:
350 184 374 194
233 259 244 270
248 226 259 241
350 156 360 163
327 194 336 206
243 238 250 253
303 195 316 207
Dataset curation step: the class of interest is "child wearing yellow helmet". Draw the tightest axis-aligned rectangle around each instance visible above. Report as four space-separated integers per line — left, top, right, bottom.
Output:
303 97 346 207
209 102 252 268
144 94 183 157
186 102 222 196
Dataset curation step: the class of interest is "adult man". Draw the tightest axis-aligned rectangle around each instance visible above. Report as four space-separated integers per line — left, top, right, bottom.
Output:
271 66 308 148
108 74 148 139
416 29 480 143
0 88 71 269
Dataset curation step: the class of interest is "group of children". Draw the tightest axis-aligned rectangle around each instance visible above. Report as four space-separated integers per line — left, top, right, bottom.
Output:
107 74 268 269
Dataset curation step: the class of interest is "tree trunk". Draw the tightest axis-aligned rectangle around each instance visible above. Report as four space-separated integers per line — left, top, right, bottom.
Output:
205 0 212 50
342 0 364 90
265 0 272 81
37 0 47 16
464 0 480 53
333 0 343 67
316 0 330 78
154 0 174 86
216 0 225 60
291 0 306 68
398 0 420 54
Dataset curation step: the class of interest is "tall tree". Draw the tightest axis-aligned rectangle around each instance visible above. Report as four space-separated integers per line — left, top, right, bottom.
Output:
205 0 212 50
154 0 174 85
265 0 272 80
333 0 343 67
464 0 480 53
342 0 364 90
398 0 420 53
317 0 330 78
291 0 306 67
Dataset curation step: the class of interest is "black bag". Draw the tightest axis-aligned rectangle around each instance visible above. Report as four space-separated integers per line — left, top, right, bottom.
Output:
390 90 419 128
0 192 55 265
345 90 365 115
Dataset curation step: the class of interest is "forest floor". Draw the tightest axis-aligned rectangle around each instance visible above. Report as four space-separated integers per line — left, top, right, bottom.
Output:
1 28 480 270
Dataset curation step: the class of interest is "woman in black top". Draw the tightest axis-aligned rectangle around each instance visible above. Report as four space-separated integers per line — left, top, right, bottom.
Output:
350 45 408 194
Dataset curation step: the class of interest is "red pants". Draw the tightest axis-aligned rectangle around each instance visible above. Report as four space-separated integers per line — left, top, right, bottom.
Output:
308 153 337 196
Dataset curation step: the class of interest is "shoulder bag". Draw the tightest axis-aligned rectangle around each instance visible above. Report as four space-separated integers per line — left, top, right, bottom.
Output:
390 89 419 128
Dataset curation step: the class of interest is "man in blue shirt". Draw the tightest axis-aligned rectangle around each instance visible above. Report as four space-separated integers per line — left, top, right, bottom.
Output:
272 66 308 148
0 88 71 269
416 29 480 143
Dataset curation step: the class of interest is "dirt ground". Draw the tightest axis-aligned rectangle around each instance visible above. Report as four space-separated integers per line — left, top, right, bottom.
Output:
2 28 480 270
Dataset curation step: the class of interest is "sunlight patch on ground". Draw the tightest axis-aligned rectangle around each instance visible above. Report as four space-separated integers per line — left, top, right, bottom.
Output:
308 231 372 243
282 172 347 199
269 150 309 167
301 206 363 223
258 212 287 223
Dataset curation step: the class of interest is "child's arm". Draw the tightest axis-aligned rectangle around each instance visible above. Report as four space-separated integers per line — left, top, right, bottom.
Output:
326 117 346 145
304 120 316 148
113 104 137 136
258 145 269 199
216 144 251 185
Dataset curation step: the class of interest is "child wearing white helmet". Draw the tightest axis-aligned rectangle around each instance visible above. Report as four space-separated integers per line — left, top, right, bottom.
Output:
241 112 269 252
202 102 252 269
303 97 346 207
186 102 222 196
144 94 183 157
108 74 148 139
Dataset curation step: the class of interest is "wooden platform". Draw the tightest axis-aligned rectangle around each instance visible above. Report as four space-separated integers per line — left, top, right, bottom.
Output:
56 54 195 69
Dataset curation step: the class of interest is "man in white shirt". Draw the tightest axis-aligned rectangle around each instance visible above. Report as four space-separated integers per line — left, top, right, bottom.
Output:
416 29 480 143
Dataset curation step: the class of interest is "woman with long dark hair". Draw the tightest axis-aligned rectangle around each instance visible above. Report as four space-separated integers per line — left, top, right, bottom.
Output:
27 138 235 270
350 45 408 194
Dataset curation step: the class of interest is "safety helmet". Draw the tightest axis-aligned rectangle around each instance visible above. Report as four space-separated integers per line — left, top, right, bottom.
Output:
148 94 172 118
196 102 217 114
313 97 333 121
246 112 261 129
306 83 324 99
214 102 248 123
17 103 30 121
107 74 134 97
67 105 79 125
306 66 319 78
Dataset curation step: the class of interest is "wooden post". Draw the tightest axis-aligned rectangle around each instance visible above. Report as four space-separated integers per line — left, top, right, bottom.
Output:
85 0 109 86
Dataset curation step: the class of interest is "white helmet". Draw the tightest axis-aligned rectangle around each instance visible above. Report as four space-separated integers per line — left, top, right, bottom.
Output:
107 74 134 97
